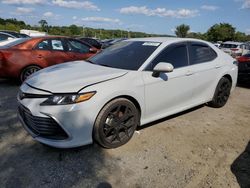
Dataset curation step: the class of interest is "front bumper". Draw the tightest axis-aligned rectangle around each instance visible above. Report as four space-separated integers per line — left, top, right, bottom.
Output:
18 86 101 148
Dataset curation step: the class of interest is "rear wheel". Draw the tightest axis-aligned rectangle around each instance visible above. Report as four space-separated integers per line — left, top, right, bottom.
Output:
93 98 139 148
20 65 41 82
208 77 232 108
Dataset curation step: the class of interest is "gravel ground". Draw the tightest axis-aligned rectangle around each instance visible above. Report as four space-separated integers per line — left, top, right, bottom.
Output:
0 79 249 188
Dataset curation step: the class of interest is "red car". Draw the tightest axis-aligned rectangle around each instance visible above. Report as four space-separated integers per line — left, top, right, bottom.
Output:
237 54 250 78
0 36 98 82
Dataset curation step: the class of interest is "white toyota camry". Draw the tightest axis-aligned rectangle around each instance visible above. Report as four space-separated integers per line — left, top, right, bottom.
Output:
18 38 238 148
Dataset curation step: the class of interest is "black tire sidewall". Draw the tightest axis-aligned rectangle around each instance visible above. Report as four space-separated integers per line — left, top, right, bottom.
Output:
93 98 139 149
211 77 232 108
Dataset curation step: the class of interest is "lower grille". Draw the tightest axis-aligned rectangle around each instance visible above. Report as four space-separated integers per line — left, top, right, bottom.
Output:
18 105 68 140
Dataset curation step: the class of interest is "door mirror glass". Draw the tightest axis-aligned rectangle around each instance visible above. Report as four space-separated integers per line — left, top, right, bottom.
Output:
152 62 174 77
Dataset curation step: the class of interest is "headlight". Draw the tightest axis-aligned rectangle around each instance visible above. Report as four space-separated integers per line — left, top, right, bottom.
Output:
40 91 96 106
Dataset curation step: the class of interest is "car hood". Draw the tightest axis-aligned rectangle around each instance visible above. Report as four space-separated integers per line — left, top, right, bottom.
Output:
25 61 128 93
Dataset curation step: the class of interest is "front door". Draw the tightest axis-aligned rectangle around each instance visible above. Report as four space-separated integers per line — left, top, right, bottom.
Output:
142 42 195 122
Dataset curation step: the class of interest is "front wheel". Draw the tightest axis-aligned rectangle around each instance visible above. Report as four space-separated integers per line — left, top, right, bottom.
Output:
20 65 41 83
93 98 140 148
208 77 232 108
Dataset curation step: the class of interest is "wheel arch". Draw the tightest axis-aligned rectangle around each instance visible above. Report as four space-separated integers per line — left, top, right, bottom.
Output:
222 74 232 84
19 64 42 77
19 64 43 82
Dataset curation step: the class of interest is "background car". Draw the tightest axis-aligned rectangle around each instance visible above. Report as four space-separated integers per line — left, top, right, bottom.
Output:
101 38 127 49
0 30 30 42
0 36 98 82
219 41 250 57
237 53 250 79
18 38 238 149
78 37 102 49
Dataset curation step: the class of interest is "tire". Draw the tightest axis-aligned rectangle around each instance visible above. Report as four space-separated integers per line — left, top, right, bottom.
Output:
208 77 232 108
93 98 140 148
20 65 41 83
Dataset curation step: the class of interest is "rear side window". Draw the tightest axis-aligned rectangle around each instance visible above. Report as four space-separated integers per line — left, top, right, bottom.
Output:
36 40 50 50
189 43 217 65
221 44 238 48
150 43 189 70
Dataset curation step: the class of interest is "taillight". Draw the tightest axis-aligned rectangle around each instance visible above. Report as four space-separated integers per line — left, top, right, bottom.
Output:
238 57 250 62
231 48 239 52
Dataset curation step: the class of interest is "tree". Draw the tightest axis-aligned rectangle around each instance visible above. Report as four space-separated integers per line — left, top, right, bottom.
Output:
234 32 247 42
207 23 235 42
175 24 190 38
38 19 48 32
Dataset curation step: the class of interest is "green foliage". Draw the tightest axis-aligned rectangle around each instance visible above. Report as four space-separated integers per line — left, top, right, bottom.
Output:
175 24 190 38
38 19 48 32
207 23 236 42
0 17 249 42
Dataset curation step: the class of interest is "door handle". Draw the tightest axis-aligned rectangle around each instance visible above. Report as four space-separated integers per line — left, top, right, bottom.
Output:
37 55 43 58
186 71 193 76
215 65 221 69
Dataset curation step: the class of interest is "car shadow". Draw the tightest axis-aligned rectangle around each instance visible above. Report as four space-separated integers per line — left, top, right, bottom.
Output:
0 79 116 188
231 141 250 188
138 104 204 130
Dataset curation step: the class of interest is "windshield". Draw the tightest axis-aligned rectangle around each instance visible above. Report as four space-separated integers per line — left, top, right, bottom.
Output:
89 41 160 70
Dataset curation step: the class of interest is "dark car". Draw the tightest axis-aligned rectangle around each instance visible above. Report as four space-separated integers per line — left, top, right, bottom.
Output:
78 37 102 49
237 54 250 79
101 38 127 49
0 36 98 82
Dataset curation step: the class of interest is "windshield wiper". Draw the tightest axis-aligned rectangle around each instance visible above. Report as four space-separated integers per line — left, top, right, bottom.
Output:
99 64 112 68
85 59 94 64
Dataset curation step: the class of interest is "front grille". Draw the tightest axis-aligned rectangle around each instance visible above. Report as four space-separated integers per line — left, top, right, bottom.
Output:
18 105 68 140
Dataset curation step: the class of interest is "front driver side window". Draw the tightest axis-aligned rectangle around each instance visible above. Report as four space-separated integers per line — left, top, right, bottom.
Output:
149 43 189 70
67 40 90 53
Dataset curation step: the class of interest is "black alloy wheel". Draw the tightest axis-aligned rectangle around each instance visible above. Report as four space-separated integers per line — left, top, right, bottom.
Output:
94 98 139 148
209 77 232 108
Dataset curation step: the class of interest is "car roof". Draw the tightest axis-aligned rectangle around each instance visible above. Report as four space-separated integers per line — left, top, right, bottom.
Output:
126 37 209 44
222 41 242 45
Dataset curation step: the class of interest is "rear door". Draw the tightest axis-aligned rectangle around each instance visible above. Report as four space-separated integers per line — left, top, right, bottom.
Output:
32 38 70 67
187 42 219 103
64 39 93 61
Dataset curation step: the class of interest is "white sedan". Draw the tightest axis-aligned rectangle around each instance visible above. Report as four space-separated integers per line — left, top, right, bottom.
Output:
18 38 238 148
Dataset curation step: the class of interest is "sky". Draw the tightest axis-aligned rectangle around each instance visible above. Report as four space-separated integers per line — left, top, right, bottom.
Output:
0 0 249 35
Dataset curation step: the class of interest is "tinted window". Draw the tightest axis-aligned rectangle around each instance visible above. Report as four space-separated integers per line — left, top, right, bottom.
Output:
244 54 250 58
149 43 188 70
189 43 217 64
51 39 64 51
0 34 9 41
67 40 89 53
89 41 159 70
220 44 238 48
36 40 50 50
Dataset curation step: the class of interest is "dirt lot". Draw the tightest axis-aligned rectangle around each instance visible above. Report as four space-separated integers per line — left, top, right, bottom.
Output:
0 79 249 188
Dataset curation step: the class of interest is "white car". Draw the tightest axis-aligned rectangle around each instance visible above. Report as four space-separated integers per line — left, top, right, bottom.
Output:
18 38 238 148
220 41 250 57
0 38 20 46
